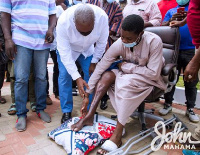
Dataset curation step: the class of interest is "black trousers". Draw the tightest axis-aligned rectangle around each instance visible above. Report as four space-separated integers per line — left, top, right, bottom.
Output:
164 49 198 109
48 50 59 96
0 63 6 90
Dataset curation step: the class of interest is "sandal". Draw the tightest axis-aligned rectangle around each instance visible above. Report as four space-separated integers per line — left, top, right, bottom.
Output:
97 140 122 155
0 96 6 104
7 103 17 115
30 102 37 112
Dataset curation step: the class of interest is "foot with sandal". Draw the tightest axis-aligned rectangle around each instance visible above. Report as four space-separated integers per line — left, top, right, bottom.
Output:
7 103 17 115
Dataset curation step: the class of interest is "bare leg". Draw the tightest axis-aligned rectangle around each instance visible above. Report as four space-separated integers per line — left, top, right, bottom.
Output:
98 121 124 154
71 71 116 131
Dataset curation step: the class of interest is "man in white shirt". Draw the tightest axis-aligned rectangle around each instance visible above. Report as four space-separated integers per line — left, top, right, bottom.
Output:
56 4 109 123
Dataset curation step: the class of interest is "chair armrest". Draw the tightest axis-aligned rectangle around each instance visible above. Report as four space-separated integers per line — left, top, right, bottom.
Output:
161 63 177 76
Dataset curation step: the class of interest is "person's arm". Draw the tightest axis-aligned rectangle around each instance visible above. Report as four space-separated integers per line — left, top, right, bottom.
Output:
86 39 123 94
56 21 80 80
88 16 109 75
184 47 200 82
162 10 171 26
92 16 109 64
1 12 17 60
170 17 187 27
147 2 162 27
45 0 57 43
121 37 163 81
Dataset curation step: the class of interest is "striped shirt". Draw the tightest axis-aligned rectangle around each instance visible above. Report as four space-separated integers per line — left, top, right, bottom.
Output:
0 0 56 50
88 0 123 50
88 0 122 35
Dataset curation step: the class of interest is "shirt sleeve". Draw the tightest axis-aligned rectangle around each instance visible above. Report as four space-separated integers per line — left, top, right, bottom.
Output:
56 20 81 80
148 2 162 26
49 0 56 15
92 16 109 63
163 10 172 22
0 0 12 14
86 39 123 94
121 37 164 81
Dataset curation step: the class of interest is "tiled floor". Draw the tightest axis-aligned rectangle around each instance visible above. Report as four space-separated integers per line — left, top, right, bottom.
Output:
0 62 199 155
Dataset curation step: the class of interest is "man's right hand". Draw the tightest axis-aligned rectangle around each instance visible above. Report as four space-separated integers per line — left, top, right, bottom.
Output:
76 77 89 98
5 39 17 60
171 12 187 21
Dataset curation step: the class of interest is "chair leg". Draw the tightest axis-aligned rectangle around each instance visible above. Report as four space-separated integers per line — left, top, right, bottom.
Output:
138 112 147 131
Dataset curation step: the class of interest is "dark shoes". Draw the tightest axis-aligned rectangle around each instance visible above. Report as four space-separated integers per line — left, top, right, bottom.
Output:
61 112 71 124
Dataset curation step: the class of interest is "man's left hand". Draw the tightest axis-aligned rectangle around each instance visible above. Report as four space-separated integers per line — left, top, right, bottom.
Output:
89 63 96 76
45 29 54 43
184 60 200 82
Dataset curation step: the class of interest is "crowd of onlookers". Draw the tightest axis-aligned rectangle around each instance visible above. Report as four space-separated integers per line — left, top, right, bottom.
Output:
0 0 200 154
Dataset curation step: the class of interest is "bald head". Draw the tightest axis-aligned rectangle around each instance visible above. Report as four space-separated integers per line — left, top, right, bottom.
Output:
74 4 95 36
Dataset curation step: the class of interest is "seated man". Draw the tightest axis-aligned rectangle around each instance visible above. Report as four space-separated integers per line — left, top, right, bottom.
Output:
71 14 167 154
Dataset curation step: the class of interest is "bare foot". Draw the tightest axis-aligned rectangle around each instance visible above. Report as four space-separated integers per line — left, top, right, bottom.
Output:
71 115 94 132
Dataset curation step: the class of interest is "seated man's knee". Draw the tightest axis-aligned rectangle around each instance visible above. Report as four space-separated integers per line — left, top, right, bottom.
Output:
96 71 115 90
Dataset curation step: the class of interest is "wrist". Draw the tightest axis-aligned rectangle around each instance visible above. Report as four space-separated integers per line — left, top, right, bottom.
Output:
47 27 54 33
84 93 89 98
5 38 12 42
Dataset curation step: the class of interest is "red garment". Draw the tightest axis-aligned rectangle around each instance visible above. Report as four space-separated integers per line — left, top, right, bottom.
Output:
158 0 177 20
187 0 200 48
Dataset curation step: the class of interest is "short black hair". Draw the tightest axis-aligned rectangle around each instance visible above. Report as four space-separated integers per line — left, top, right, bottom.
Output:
122 14 144 34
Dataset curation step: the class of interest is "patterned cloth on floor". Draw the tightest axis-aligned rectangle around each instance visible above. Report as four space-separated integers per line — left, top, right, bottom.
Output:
48 114 117 155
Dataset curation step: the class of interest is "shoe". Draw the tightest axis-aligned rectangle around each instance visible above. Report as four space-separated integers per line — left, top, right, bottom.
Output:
159 103 172 116
100 99 108 110
72 88 78 96
46 95 53 105
61 112 71 124
7 103 17 115
37 110 51 123
186 108 199 123
15 117 26 132
182 150 200 155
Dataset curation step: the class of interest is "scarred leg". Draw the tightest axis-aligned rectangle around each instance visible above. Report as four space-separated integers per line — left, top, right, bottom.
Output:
71 71 116 131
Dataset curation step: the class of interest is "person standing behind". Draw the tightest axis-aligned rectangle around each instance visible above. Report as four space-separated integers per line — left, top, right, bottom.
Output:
123 0 162 27
57 4 109 123
157 0 177 20
0 12 6 105
0 0 57 131
159 0 199 123
181 0 200 153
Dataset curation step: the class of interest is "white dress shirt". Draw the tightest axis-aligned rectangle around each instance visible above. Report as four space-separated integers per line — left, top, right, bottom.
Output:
56 4 109 80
